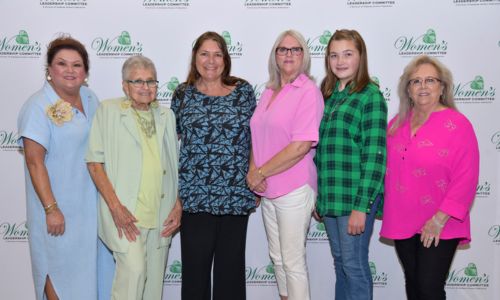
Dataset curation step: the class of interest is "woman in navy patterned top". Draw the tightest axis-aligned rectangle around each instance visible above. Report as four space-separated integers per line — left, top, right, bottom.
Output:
170 31 256 300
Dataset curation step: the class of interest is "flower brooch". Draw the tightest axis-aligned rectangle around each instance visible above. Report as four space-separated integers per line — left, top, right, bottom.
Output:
46 99 74 126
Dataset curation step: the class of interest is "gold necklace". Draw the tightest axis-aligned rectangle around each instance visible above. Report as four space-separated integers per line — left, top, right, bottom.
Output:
132 107 156 138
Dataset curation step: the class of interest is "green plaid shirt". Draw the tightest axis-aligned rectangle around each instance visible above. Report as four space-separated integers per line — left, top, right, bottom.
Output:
316 81 387 217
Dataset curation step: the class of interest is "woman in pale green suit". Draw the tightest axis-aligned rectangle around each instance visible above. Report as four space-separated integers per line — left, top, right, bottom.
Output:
86 55 181 300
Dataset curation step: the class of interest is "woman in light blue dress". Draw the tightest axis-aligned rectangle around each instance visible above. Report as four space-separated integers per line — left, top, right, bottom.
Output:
17 36 112 300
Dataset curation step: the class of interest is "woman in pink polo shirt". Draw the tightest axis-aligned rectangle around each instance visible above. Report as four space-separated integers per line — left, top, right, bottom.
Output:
380 55 479 300
246 29 324 300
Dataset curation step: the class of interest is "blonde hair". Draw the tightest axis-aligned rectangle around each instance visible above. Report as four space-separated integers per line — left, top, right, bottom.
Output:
389 55 456 134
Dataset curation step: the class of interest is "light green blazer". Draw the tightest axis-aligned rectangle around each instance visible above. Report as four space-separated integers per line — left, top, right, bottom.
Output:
86 98 178 253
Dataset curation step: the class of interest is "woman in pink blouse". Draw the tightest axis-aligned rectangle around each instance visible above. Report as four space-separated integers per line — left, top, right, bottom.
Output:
380 55 479 300
246 30 324 300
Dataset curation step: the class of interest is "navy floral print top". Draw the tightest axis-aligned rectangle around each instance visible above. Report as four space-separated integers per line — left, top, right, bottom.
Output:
170 81 257 215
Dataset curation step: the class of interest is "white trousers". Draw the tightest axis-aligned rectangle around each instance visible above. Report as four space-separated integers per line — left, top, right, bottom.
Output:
111 227 168 300
261 184 315 300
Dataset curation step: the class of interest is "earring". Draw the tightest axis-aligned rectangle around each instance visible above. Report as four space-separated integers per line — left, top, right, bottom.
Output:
84 78 88 83
47 75 52 81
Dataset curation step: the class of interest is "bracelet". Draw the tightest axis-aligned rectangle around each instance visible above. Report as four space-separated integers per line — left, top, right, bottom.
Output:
257 168 266 179
432 215 445 228
44 202 58 214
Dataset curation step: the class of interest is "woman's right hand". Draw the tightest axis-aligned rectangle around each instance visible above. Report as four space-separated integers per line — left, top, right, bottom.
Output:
109 203 140 242
46 208 65 236
246 168 266 192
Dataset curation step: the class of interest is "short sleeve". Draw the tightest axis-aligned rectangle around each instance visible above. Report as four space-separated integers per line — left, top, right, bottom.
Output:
170 84 185 135
17 100 51 151
85 103 105 163
290 85 324 145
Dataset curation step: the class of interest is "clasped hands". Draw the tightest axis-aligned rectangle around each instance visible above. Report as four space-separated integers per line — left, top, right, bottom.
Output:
246 168 267 193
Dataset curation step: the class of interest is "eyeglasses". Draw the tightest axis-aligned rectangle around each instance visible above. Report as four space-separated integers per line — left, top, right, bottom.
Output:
126 79 159 88
408 77 441 88
275 47 303 56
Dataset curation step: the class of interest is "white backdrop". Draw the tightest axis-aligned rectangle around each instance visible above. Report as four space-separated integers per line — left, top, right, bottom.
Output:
1 1 499 299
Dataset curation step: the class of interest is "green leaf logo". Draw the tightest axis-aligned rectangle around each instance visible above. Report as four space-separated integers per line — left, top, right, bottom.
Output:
423 29 436 44
319 30 332 45
222 31 232 46
118 31 131 46
266 262 275 274
369 261 376 276
167 77 180 91
470 75 484 90
315 222 326 231
464 263 477 277
169 260 182 273
16 30 29 45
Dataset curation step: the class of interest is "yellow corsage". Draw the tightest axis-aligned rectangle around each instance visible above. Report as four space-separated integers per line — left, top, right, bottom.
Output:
46 99 73 126
121 99 132 109
150 100 159 109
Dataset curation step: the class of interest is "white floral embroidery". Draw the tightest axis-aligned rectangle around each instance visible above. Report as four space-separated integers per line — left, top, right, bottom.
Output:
444 119 457 131
412 168 427 177
438 149 449 157
420 195 434 205
396 182 406 193
418 139 434 148
436 179 448 193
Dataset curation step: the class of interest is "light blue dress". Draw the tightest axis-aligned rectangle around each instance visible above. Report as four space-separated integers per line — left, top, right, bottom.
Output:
17 81 103 300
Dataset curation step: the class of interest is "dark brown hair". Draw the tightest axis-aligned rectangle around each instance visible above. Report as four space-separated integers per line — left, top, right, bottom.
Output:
320 29 373 99
46 36 89 75
185 31 241 86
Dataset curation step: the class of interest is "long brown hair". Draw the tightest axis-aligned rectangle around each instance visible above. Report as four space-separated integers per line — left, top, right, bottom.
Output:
320 29 372 99
185 31 241 86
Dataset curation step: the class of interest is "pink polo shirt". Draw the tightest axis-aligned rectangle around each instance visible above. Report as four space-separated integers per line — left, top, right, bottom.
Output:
250 73 324 199
380 108 479 244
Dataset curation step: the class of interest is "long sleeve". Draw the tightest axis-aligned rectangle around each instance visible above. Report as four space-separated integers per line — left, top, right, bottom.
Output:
353 89 387 212
439 118 479 221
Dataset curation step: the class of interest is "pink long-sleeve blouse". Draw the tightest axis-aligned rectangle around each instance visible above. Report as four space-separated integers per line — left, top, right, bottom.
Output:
380 108 479 244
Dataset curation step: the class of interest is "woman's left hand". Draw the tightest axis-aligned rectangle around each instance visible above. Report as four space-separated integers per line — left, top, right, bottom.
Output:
420 213 448 248
161 198 182 237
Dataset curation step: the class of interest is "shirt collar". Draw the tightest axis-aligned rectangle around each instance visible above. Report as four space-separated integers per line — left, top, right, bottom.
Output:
332 81 353 98
289 73 309 88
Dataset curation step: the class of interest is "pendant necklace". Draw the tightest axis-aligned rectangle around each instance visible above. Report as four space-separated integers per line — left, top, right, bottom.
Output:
132 107 156 138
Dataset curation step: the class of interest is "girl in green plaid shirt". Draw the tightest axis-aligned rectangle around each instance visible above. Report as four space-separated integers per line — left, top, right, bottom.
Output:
315 29 387 300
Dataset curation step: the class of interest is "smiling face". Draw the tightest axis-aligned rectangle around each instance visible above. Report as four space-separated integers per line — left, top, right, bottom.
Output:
195 39 225 83
47 49 87 95
276 34 303 81
328 39 360 89
122 67 157 108
408 63 444 109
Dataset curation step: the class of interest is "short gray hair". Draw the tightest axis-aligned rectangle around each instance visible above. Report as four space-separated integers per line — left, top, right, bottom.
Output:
121 55 157 81
267 30 312 90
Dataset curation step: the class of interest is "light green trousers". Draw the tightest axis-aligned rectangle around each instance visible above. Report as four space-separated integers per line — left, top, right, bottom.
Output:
111 227 168 300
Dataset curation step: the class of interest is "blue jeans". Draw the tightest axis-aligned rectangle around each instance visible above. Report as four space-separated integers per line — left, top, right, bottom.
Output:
323 196 380 300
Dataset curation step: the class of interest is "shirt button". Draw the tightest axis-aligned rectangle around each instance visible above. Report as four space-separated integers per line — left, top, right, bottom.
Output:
161 194 165 199
163 170 166 175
